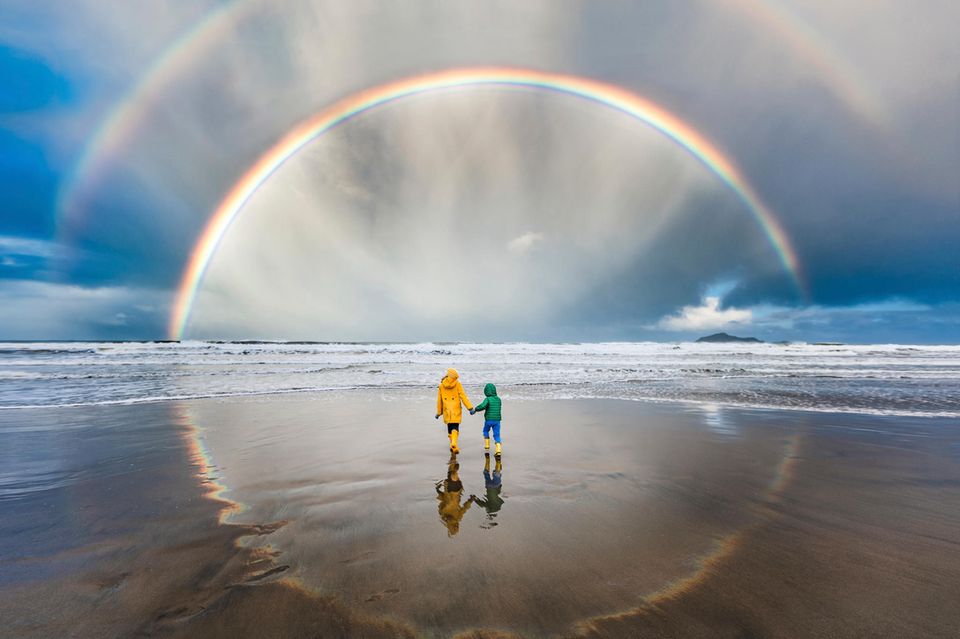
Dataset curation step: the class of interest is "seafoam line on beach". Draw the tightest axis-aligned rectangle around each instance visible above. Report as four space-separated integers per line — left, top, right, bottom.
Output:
552 393 960 420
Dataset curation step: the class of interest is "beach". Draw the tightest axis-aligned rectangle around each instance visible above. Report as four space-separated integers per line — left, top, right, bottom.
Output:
3 391 959 638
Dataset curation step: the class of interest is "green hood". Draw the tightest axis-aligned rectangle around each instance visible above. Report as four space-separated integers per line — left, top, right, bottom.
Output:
475 384 502 421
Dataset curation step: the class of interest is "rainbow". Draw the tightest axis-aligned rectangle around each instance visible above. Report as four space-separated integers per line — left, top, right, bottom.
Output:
174 403 237 523
58 1 882 245
56 0 260 237
727 0 885 128
575 433 802 634
169 67 804 339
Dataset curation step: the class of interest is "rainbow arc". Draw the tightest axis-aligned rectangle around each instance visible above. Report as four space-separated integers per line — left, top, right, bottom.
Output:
169 68 805 339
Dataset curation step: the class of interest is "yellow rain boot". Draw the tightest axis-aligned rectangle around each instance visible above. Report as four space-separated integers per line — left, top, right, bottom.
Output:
484 438 490 450
495 441 502 456
450 429 460 454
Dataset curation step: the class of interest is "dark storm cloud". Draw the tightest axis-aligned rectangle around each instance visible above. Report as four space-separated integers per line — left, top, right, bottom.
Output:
0 279 168 340
557 194 794 335
728 190 960 308
569 1 960 312
723 92 960 309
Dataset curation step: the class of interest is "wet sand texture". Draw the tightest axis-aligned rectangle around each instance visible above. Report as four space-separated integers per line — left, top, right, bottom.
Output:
1 395 958 637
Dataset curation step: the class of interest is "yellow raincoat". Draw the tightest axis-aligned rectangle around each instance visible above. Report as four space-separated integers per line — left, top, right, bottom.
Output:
436 368 473 424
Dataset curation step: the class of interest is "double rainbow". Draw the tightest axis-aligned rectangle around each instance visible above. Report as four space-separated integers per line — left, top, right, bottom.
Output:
169 67 803 339
58 0 883 236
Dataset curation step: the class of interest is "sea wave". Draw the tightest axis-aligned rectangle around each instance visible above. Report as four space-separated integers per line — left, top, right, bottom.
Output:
1 341 958 417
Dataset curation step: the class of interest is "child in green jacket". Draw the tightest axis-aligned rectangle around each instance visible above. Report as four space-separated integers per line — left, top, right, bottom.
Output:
470 383 503 455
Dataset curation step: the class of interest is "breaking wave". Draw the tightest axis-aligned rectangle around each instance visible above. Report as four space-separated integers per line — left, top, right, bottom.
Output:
1 341 958 417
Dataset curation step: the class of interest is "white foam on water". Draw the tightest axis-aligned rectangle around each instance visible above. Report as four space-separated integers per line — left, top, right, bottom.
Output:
1 341 958 417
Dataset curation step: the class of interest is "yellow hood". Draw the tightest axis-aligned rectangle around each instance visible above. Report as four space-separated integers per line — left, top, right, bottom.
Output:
442 368 459 389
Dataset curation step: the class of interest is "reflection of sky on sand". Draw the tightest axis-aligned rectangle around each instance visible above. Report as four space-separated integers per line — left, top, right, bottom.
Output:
0 421 75 502
649 433 799 602
576 431 802 634
181 393 801 635
0 402 239 594
768 434 800 499
700 402 739 437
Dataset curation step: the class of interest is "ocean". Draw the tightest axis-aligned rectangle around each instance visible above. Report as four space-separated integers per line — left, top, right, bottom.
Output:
2 341 958 417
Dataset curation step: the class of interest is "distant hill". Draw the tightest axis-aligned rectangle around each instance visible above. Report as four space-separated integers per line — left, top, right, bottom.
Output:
696 332 764 343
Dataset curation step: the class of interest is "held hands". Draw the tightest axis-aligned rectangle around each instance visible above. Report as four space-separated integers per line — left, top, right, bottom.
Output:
469 408 476 415
435 414 440 420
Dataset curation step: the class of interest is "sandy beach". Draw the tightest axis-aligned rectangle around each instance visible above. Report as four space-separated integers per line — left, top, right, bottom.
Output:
2 392 959 638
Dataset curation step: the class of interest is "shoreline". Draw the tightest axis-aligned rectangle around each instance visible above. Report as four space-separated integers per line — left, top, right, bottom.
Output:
4 389 959 420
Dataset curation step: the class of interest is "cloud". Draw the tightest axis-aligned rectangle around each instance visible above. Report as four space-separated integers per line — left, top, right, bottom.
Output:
0 280 167 339
0 235 56 257
648 297 954 343
0 234 56 280
745 299 932 332
507 232 544 254
657 296 753 332
760 298 959 344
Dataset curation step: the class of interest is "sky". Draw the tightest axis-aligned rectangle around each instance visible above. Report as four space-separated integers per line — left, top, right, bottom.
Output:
0 0 957 343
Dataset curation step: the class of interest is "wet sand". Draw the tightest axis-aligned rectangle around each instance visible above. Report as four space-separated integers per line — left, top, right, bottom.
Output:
2 394 959 637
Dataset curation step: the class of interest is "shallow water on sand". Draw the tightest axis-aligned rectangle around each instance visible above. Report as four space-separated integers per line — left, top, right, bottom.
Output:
2 394 959 638
188 396 795 635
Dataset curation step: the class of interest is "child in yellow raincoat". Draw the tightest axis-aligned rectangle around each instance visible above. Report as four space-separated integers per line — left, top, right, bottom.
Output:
435 368 473 454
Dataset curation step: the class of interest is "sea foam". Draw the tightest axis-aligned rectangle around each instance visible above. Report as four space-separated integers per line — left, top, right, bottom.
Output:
1 341 958 416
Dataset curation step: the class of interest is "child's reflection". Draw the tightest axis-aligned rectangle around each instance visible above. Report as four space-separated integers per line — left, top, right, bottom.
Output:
473 453 504 528
435 454 475 536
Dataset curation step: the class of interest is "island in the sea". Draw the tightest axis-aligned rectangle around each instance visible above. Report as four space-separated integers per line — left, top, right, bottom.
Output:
696 332 764 343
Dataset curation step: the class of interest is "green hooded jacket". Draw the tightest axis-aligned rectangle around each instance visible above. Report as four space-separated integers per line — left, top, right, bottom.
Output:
473 383 502 421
